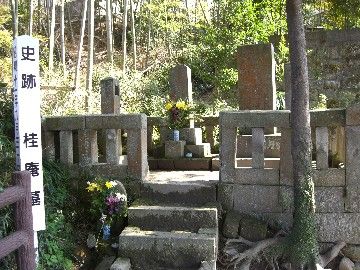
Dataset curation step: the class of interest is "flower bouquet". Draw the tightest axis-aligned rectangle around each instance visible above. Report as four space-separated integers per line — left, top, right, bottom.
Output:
86 178 127 240
165 99 192 140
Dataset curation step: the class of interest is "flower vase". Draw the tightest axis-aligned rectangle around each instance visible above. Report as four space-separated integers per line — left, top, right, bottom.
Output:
103 224 111 240
172 129 180 141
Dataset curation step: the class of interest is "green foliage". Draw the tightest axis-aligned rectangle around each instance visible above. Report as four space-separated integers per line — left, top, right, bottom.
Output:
37 160 75 270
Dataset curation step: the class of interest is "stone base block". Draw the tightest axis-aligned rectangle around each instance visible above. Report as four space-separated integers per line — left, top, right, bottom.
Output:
118 227 216 269
185 143 211 158
165 140 186 159
110 257 131 270
128 205 218 232
180 128 203 145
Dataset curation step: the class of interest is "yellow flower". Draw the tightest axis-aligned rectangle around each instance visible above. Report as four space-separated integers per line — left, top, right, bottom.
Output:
105 181 113 189
176 101 187 110
165 102 173 111
86 182 100 192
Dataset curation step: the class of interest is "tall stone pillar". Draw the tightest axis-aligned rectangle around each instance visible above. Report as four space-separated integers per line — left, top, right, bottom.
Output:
169 64 194 128
99 77 122 163
237 44 276 111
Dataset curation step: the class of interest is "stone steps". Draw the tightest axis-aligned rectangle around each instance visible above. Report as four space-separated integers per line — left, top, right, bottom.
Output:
128 205 218 233
118 227 216 270
141 180 217 206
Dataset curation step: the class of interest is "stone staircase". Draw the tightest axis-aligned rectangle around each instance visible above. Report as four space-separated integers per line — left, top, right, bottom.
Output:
116 177 219 270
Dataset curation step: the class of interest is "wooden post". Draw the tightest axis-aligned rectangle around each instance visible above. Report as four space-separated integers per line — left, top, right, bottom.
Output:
14 171 35 270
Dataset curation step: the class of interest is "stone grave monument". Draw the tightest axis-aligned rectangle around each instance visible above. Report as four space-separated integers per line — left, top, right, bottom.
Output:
236 44 281 164
164 65 211 159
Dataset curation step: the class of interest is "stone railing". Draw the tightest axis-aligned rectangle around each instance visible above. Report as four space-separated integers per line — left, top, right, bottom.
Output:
42 114 148 181
219 107 360 246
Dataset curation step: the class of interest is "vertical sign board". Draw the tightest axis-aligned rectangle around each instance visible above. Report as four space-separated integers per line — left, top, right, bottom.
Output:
13 35 46 232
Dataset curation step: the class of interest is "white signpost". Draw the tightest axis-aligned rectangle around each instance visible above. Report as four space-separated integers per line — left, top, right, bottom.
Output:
12 35 46 255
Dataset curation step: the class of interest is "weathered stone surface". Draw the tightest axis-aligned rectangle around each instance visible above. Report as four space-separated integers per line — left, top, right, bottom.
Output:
343 245 360 262
313 169 345 186
101 77 120 114
185 143 211 158
78 129 98 166
220 111 290 129
127 127 148 180
43 131 55 160
234 168 279 185
85 114 147 130
44 116 85 131
237 134 281 159
88 164 128 179
169 64 193 102
233 185 281 213
236 158 280 169
105 129 119 164
59 130 73 164
237 44 276 111
157 159 175 170
339 257 355 270
315 213 360 244
95 256 116 270
141 181 216 206
316 127 329 169
118 227 216 269
219 126 237 182
345 187 360 213
222 211 242 238
174 158 211 170
218 183 234 210
128 205 217 232
165 140 186 159
346 104 360 126
279 128 293 185
239 216 268 241
279 186 345 213
110 257 131 270
346 126 360 186
310 109 346 127
180 128 203 145
252 128 265 168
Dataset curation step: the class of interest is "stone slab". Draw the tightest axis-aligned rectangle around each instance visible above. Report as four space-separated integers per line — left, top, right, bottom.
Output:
315 213 360 244
165 140 186 159
212 158 280 171
218 183 234 211
141 181 217 206
85 114 147 130
310 109 346 127
174 158 211 170
118 227 216 269
279 186 345 213
240 216 268 242
222 211 242 238
346 126 360 186
180 128 203 145
157 159 175 170
110 257 131 270
233 185 282 213
219 111 290 129
169 64 193 102
128 205 218 232
101 77 120 114
95 256 116 270
44 116 85 131
313 169 345 186
234 168 279 185
185 143 211 158
345 187 360 213
346 104 360 126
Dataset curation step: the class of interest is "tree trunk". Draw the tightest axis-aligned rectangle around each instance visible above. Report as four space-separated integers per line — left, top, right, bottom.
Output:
60 0 66 75
48 0 56 72
145 0 151 68
286 0 318 268
67 0 75 45
122 0 129 73
106 0 113 65
29 0 34 35
74 0 88 90
130 0 137 71
10 0 18 38
86 0 95 111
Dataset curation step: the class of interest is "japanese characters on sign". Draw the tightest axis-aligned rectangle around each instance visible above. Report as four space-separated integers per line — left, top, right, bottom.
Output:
12 36 46 231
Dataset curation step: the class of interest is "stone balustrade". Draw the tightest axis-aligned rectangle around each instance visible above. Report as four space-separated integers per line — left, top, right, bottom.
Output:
42 114 148 181
219 107 360 246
